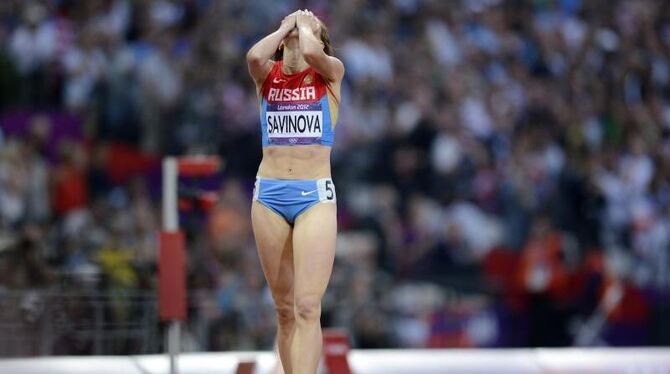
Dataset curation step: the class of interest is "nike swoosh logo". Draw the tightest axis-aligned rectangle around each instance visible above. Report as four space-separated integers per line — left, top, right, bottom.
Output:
301 190 318 196
273 78 287 83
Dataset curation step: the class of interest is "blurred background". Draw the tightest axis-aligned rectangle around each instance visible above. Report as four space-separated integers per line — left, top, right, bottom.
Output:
0 0 669 358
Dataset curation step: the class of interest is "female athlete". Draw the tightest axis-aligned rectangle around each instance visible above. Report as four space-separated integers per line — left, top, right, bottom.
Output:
246 9 344 374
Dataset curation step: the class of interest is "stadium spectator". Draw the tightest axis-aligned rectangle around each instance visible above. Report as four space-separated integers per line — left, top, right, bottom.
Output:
0 0 669 353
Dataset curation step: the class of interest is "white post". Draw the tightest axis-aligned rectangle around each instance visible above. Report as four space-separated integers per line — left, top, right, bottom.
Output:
163 157 178 232
162 157 180 374
168 321 181 374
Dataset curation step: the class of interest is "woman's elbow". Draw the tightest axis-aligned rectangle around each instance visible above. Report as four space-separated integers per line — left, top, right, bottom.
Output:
246 50 263 66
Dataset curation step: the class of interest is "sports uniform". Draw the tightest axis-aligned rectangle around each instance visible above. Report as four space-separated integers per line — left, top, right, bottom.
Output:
253 60 339 223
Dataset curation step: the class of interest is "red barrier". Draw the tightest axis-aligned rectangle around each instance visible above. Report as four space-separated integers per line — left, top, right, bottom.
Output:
177 156 221 177
158 231 186 321
235 360 256 374
323 329 353 374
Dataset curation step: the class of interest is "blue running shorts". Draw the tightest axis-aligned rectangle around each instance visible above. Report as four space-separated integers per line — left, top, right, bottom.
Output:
253 177 336 223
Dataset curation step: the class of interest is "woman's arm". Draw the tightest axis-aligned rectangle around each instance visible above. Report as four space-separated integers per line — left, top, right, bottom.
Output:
246 12 297 84
297 11 344 83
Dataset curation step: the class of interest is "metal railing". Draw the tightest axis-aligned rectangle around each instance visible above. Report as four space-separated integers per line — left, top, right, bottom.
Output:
0 289 159 357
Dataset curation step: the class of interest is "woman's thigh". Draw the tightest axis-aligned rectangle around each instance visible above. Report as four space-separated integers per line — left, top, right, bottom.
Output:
292 203 337 301
251 201 294 300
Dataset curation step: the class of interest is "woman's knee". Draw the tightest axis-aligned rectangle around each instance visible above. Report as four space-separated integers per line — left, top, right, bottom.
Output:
294 295 322 324
275 299 295 327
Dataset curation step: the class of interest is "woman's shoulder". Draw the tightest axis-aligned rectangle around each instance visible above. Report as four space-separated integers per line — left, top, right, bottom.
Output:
258 60 281 91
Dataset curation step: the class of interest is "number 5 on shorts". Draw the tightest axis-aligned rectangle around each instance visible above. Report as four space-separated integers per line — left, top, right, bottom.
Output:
318 179 336 202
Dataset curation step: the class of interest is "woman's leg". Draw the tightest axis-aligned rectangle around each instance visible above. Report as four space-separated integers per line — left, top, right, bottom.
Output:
252 201 295 374
290 203 337 374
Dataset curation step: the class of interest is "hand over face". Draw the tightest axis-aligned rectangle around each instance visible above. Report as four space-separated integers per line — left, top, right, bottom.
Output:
296 9 320 36
280 10 300 32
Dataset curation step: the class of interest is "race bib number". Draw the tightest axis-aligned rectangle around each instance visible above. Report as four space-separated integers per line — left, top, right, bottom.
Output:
317 178 336 203
266 102 323 145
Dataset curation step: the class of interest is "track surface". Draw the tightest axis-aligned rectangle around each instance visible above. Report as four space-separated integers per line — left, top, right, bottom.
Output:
1 348 670 374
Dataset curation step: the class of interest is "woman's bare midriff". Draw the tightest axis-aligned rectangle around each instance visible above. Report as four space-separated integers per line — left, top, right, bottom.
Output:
257 145 331 179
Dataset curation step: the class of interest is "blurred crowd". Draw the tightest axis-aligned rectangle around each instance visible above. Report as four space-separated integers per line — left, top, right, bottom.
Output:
1 0 670 354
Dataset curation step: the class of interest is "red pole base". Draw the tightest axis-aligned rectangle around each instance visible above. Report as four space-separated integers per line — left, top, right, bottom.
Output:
158 230 187 321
